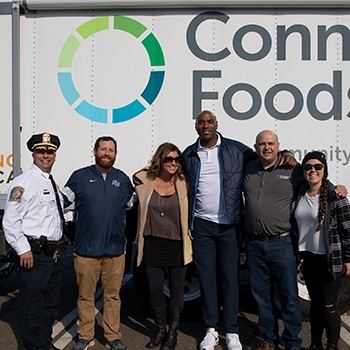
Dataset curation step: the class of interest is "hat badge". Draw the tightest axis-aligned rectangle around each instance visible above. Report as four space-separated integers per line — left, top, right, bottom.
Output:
42 133 51 144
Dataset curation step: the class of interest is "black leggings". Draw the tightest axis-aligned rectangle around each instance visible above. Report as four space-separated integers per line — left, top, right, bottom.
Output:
145 265 187 308
302 252 343 345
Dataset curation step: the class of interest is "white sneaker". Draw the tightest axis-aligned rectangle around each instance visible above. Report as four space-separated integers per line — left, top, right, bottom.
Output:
200 328 219 350
226 333 242 350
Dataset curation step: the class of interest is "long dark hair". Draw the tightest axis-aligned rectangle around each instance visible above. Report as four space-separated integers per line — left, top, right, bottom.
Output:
316 177 329 231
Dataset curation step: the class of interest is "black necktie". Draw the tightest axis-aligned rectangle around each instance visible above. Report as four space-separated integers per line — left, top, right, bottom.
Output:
49 174 67 235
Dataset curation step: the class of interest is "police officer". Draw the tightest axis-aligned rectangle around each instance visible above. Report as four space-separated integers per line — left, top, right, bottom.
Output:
3 132 64 350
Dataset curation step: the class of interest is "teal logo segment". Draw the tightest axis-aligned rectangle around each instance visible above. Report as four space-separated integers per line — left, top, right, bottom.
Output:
141 71 165 104
57 16 165 123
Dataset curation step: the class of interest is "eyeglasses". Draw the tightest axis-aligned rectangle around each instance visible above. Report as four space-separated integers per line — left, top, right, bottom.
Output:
34 149 56 155
303 163 324 171
164 156 180 163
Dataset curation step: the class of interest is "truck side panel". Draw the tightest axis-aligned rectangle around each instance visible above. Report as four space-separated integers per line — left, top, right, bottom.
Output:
1 5 350 199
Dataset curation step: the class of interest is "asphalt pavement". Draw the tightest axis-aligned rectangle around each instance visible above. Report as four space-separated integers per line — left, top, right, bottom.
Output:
1 246 350 350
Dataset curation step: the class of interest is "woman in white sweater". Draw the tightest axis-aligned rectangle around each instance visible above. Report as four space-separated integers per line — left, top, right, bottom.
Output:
294 151 350 350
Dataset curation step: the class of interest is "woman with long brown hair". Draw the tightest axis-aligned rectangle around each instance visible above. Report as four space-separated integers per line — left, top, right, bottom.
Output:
133 142 192 350
294 151 350 350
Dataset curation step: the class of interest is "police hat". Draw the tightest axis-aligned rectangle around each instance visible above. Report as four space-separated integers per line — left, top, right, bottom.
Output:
27 132 61 152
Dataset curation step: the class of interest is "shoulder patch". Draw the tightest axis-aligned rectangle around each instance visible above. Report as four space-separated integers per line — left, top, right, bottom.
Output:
9 186 24 202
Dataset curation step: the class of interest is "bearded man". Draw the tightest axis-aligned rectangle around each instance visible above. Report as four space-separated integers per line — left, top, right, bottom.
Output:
62 136 135 350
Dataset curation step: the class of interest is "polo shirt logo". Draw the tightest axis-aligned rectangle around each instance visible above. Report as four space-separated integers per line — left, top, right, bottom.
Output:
112 180 120 188
276 175 290 180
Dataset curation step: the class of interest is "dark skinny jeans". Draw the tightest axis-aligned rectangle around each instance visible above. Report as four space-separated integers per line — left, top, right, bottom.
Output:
145 266 187 308
302 252 343 346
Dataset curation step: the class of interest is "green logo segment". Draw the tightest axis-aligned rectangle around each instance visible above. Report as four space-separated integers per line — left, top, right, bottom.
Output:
58 16 165 123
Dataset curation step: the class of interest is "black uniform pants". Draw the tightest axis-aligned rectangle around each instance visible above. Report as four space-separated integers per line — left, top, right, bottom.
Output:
18 251 62 350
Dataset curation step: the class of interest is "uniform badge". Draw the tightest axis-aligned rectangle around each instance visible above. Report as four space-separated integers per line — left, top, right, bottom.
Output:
9 186 24 202
42 133 51 143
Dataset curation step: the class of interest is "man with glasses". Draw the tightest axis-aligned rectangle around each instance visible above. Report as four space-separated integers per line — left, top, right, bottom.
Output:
3 132 64 350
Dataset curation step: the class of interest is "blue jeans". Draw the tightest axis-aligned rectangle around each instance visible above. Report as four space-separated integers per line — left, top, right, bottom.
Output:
192 217 240 333
246 234 302 349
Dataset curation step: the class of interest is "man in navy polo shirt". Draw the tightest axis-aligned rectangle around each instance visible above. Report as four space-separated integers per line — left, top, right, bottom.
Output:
62 136 134 350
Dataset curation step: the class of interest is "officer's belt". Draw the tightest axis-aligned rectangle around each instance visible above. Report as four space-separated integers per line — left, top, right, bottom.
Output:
27 236 65 256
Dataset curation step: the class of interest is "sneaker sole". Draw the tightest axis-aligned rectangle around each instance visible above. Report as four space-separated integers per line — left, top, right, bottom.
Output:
74 339 95 350
200 344 219 350
105 343 127 350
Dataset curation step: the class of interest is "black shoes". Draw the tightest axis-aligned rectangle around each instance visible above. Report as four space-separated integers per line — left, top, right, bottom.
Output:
308 342 338 350
308 343 323 350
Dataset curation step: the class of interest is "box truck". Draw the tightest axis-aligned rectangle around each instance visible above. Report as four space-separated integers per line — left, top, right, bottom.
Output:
1 0 350 317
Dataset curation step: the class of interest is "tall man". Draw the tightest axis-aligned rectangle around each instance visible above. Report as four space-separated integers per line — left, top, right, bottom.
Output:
61 136 134 350
3 132 64 350
243 130 303 350
181 110 255 350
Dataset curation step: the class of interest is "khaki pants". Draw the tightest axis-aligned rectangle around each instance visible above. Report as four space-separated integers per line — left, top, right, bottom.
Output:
74 253 125 341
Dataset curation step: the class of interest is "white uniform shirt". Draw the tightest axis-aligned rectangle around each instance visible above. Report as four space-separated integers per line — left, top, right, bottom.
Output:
3 164 63 255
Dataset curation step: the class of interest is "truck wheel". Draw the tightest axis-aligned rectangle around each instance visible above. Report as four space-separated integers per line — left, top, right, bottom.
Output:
295 267 350 320
296 266 312 320
338 277 350 314
132 258 149 306
163 261 202 319
0 261 16 280
133 249 252 320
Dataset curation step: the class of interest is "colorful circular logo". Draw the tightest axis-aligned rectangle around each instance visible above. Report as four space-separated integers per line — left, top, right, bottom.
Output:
57 16 165 123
